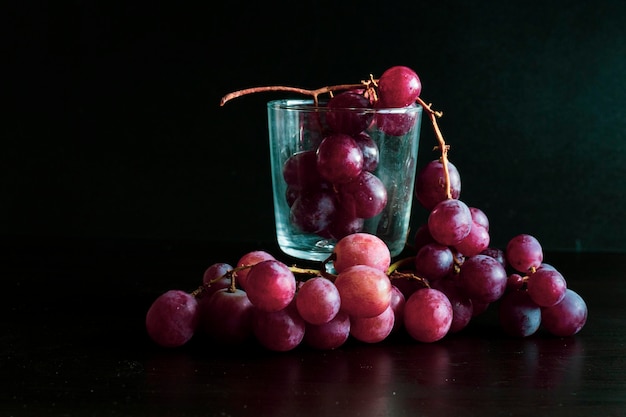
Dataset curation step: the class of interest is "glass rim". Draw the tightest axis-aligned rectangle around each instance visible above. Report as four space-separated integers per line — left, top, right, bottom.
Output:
267 98 423 114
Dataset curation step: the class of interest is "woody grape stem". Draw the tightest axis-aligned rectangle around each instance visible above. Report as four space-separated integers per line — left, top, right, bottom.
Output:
416 97 452 200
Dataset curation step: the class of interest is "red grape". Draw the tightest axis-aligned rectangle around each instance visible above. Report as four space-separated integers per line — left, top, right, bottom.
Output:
295 277 341 325
526 268 567 307
316 133 364 184
413 243 454 282
197 288 254 345
334 264 392 318
245 260 296 312
350 305 395 343
146 290 199 348
332 232 391 274
415 159 461 211
234 250 275 290
541 289 587 337
252 300 305 352
506 234 544 273
458 254 508 304
377 65 422 107
404 288 453 343
337 171 388 219
498 289 541 337
304 311 350 350
428 199 473 246
325 91 373 135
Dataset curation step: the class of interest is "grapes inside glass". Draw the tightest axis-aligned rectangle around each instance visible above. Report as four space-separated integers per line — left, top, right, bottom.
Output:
267 99 422 261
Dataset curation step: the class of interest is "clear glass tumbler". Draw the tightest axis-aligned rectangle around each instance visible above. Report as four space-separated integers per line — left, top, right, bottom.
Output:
267 99 422 261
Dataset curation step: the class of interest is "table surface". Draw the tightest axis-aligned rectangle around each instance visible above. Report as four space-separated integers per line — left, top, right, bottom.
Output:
2 238 625 417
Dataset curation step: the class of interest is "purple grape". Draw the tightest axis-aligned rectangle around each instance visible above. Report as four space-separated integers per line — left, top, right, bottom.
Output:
506 234 544 273
374 103 420 136
289 188 337 234
454 222 490 257
430 277 473 333
404 288 453 343
325 91 373 135
428 199 473 246
498 290 541 337
282 150 324 190
353 131 379 172
146 290 199 348
413 243 454 282
377 65 422 107
415 159 461 211
338 171 388 219
541 289 587 337
350 305 396 343
316 133 364 184
458 254 508 304
197 288 254 345
252 300 305 352
527 268 567 307
304 311 351 350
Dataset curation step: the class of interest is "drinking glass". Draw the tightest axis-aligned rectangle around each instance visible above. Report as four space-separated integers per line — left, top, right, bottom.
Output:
267 99 422 261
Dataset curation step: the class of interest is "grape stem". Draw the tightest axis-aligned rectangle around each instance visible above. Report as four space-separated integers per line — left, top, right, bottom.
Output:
415 97 452 200
220 75 453 200
220 80 376 107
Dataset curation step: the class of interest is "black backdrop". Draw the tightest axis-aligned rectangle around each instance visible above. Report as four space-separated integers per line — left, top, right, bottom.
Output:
5 0 626 253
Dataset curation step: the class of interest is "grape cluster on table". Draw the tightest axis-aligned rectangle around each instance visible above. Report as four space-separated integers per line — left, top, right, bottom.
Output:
145 66 588 351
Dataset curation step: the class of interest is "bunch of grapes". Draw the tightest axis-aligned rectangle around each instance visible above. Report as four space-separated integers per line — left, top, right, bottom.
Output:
408 163 588 339
145 65 588 351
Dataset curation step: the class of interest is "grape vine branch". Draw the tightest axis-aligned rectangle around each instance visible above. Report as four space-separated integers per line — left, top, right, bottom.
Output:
219 75 452 200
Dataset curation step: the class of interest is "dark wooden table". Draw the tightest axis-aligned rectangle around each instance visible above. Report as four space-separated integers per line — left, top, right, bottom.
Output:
2 238 625 417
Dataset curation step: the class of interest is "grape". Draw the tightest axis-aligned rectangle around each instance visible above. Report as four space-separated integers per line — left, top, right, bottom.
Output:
234 250 275 290
327 210 364 240
541 289 587 337
337 171 388 219
413 223 436 251
252 300 306 352
332 232 391 274
413 243 454 282
506 273 525 291
202 262 232 297
526 268 567 307
377 65 422 107
295 277 341 325
481 247 507 268
304 311 350 350
391 276 423 301
404 288 453 343
244 260 297 312
498 289 541 337
470 207 489 231
374 103 420 136
325 91 373 135
506 234 544 273
430 277 473 333
316 133 364 184
454 222 490 257
282 150 325 191
428 199 473 246
289 188 337 235
389 285 406 334
146 290 199 348
197 288 254 345
414 160 461 211
458 254 508 304
350 305 395 343
334 264 392 318
353 131 379 172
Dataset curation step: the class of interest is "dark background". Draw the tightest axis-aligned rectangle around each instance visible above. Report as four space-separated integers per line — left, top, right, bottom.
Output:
4 0 626 255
